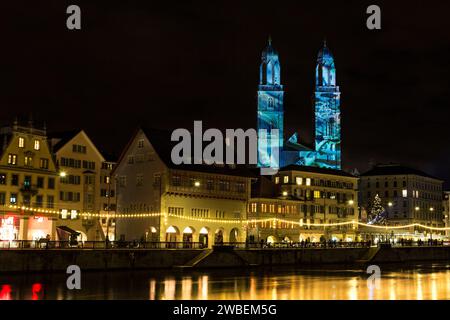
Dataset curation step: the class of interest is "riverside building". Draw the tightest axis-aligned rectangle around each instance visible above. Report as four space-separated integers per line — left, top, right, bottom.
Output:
49 130 116 241
114 128 254 247
360 164 445 239
248 165 359 243
0 119 59 241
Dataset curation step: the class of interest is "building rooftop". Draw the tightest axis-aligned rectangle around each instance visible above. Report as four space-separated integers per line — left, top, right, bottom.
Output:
360 164 441 181
140 127 257 178
279 164 356 178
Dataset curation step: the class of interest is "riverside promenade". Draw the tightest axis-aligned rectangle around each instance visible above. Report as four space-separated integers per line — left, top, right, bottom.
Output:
1 240 449 273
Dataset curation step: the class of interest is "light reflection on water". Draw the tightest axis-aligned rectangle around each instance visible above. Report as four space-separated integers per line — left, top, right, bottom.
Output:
1 264 450 300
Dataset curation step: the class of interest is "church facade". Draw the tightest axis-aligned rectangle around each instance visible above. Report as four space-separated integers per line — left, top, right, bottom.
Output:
257 39 342 171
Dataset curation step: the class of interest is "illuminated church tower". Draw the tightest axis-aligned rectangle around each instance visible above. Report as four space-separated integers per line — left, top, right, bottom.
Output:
257 38 284 168
313 41 341 169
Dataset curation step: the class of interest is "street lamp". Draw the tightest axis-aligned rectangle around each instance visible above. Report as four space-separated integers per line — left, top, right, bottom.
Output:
59 171 67 178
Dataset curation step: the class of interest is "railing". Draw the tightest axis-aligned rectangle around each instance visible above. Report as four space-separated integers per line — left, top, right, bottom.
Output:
1 240 448 250
217 240 450 249
217 241 373 249
0 240 206 250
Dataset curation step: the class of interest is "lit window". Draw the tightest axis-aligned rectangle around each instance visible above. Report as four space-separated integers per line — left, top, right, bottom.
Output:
61 209 68 219
10 193 17 204
296 177 302 185
402 189 407 197
274 177 280 184
251 203 257 212
24 156 33 166
70 210 77 219
283 176 289 183
306 178 311 186
314 190 321 199
7 154 17 165
18 137 25 148
34 140 40 150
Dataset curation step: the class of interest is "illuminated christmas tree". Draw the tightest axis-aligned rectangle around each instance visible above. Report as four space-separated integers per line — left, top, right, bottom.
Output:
368 194 387 224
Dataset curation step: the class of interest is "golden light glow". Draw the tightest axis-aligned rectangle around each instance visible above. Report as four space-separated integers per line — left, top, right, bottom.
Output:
3 204 450 231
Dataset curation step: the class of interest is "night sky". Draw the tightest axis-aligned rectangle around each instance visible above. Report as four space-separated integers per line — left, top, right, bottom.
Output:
2 1 450 185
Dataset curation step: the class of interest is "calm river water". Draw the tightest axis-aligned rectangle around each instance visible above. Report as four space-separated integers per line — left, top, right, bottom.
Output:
1 263 450 300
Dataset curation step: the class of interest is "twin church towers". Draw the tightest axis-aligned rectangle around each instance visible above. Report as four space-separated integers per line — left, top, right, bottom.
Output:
257 37 341 170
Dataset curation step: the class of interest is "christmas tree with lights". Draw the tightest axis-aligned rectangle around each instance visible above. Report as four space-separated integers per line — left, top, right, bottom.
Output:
368 194 387 225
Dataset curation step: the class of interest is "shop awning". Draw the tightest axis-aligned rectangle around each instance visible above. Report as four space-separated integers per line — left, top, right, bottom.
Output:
57 226 80 235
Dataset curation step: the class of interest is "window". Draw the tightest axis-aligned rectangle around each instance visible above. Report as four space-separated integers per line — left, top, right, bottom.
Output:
72 144 87 153
24 176 31 187
136 174 144 186
36 195 43 207
250 203 257 213
152 173 161 187
138 139 144 148
70 210 77 219
206 180 214 190
37 177 44 188
128 155 134 164
118 176 127 187
0 173 6 185
10 193 17 204
296 177 302 185
274 177 280 184
393 190 398 197
283 176 289 183
172 175 181 186
11 174 19 186
0 192 5 205
24 156 33 167
84 175 94 185
314 190 321 199
34 140 40 150
40 158 49 169
18 137 25 148
236 182 245 193
402 189 407 197
82 160 95 170
60 157 81 168
61 175 81 185
7 154 17 165
306 178 311 186
48 178 55 189
47 195 54 208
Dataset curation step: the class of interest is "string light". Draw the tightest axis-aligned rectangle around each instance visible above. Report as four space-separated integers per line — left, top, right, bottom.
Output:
1 204 450 231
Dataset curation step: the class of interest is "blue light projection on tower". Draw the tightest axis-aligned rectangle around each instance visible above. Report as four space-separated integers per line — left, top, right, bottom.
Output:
257 38 284 169
313 42 341 169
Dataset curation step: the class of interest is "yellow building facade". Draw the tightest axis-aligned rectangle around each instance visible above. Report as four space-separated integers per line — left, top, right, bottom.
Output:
50 130 116 241
248 165 359 243
114 128 253 248
0 121 59 242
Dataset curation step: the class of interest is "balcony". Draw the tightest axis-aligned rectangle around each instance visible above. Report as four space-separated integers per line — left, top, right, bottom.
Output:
19 183 38 197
